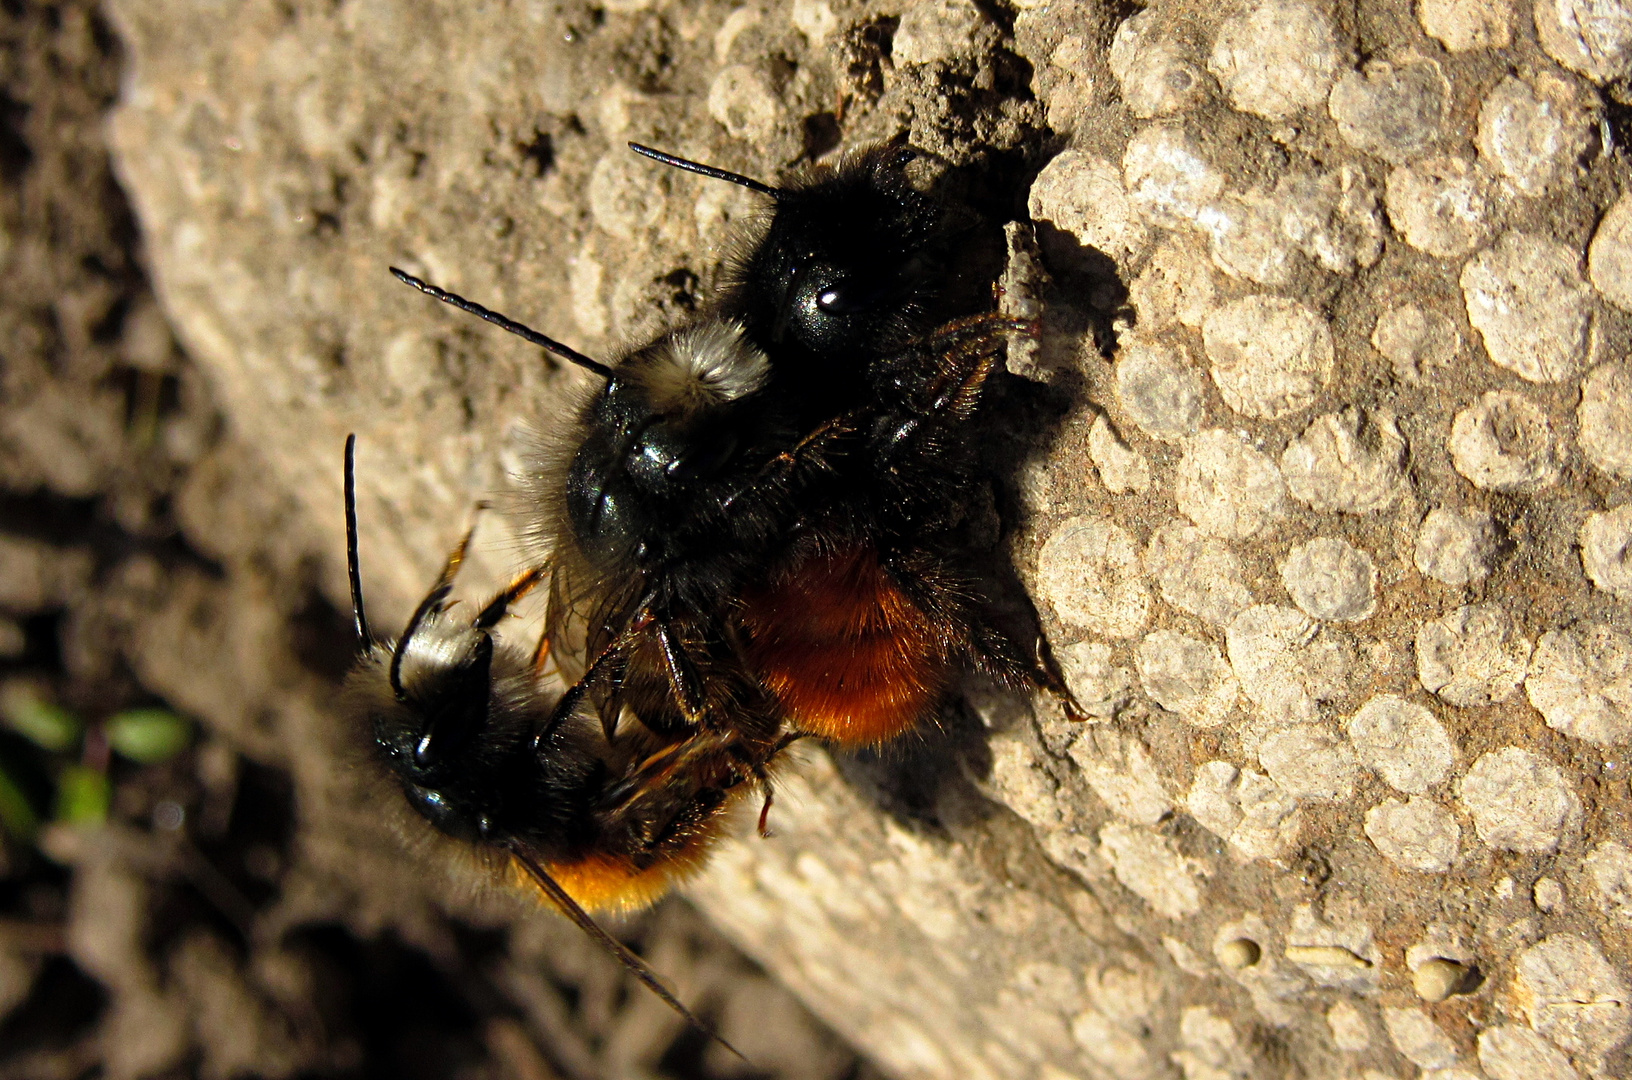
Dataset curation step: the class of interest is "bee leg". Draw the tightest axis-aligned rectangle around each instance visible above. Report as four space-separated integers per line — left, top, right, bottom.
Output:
651 619 706 725
1030 634 1089 722
748 731 803 838
473 566 547 629
532 613 647 750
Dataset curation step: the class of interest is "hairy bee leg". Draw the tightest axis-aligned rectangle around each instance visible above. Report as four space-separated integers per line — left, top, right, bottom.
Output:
748 732 802 838
652 619 706 725
473 566 547 629
531 609 652 750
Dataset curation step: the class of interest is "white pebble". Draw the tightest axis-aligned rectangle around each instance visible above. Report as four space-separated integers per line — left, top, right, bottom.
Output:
1130 236 1216 328
1137 629 1239 728
1586 840 1632 924
1415 601 1532 706
1535 0 1632 84
1174 430 1288 539
1535 877 1567 912
1227 605 1355 723
1115 338 1205 441
1414 507 1498 586
1200 191 1296 285
1328 59 1450 163
1462 231 1594 383
1457 747 1580 853
1592 191 1632 316
1276 165 1384 273
1414 957 1470 1003
1527 623 1632 745
1579 362 1632 478
1382 1005 1460 1069
1098 822 1203 919
1069 726 1171 824
1366 797 1461 872
1385 156 1495 258
1281 537 1375 622
1582 504 1632 598
1326 1000 1371 1051
1477 74 1595 197
1448 391 1564 492
1345 694 1456 793
1186 760 1302 860
1028 151 1149 260
1088 414 1152 494
706 65 781 141
1372 304 1461 384
1123 126 1225 228
1216 937 1261 969
1037 515 1150 639
1202 295 1333 420
1144 522 1256 626
1281 409 1406 514
1109 10 1210 118
1477 1024 1584 1080
1513 934 1632 1063
1059 640 1135 719
1419 0 1514 51
587 153 665 240
1208 0 1344 121
890 0 996 66
1259 724 1359 800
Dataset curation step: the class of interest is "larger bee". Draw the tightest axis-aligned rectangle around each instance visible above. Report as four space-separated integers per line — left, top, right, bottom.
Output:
394 142 1083 757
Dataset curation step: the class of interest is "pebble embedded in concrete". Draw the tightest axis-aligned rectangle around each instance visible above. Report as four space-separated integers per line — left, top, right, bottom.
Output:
1087 414 1152 494
1114 338 1205 441
1281 410 1406 515
1382 1005 1460 1069
1207 0 1344 121
1068 725 1170 824
1258 724 1359 799
1144 522 1255 626
1200 191 1296 286
706 64 781 141
1328 59 1450 164
1136 629 1239 728
1109 10 1209 118
1415 601 1532 707
1372 303 1461 385
1413 957 1469 1001
1226 605 1354 722
1477 1024 1585 1080
1059 640 1135 719
1385 155 1495 259
1581 505 1632 598
1216 937 1260 969
1186 760 1302 861
1097 822 1202 919
1589 192 1632 311
1418 0 1514 51
1415 507 1498 586
1477 74 1595 197
1365 797 1461 872
1457 747 1580 853
1280 537 1375 622
1461 232 1594 383
1130 236 1217 329
1174 430 1288 539
1202 295 1333 420
889 0 998 66
1512 934 1632 1064
1123 126 1224 229
1579 362 1632 478
1586 841 1632 923
1037 514 1150 639
1344 694 1456 793
1535 0 1632 83
587 152 666 240
1526 623 1632 745
1448 391 1564 492
1028 151 1149 260
1326 1001 1370 1051
1534 876 1566 912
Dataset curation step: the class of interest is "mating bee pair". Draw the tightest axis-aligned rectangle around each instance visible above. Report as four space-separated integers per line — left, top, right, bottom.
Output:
342 141 1081 1032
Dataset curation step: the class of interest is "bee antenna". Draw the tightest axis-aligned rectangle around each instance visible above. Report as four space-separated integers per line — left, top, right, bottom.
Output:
508 842 748 1063
627 142 780 199
390 523 478 700
344 434 372 647
390 267 613 380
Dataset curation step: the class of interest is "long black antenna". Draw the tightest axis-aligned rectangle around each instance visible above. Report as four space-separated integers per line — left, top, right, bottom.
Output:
508 842 745 1061
627 142 780 199
390 267 613 380
344 434 371 647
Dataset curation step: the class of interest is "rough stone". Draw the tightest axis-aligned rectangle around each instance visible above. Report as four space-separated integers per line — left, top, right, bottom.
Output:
1028 151 1148 260
1457 748 1581 853
1579 362 1632 478
1513 934 1632 1064
1589 191 1632 311
1414 507 1499 586
1258 724 1359 799
1344 694 1456 793
1415 601 1532 707
1037 515 1151 639
1582 504 1632 597
1207 0 1344 121
1477 1024 1583 1080
1386 156 1495 258
1527 623 1632 745
1136 629 1239 728
1087 414 1152 494
1123 126 1224 229
1328 59 1450 164
1535 0 1632 83
1280 537 1376 622
1372 303 1462 385
1419 0 1515 51
1144 522 1255 626
1114 337 1205 442
1462 232 1594 382
1201 295 1333 420
1185 761 1301 861
1477 74 1595 197
1226 605 1355 723
1448 391 1565 492
1108 9 1209 119
1366 797 1461 873
1280 410 1406 515
1383 1005 1460 1068
1586 841 1632 923
1173 430 1288 540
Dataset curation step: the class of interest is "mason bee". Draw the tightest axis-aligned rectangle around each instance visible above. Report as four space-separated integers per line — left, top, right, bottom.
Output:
393 142 1083 760
340 435 768 1044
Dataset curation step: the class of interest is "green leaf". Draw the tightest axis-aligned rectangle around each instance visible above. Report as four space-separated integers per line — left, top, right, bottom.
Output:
55 765 109 826
0 687 82 754
0 763 40 841
106 708 192 764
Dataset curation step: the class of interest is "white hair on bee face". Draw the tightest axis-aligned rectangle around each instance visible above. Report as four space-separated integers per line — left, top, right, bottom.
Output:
633 320 769 414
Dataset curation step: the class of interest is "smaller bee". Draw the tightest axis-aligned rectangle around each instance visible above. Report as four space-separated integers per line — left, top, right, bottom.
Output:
339 435 761 1047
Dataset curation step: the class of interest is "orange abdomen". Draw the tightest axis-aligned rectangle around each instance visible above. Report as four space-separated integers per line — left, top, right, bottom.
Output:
740 545 945 746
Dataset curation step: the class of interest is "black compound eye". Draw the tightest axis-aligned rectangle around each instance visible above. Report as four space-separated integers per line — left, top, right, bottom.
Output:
667 429 739 480
403 783 488 844
816 282 852 313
